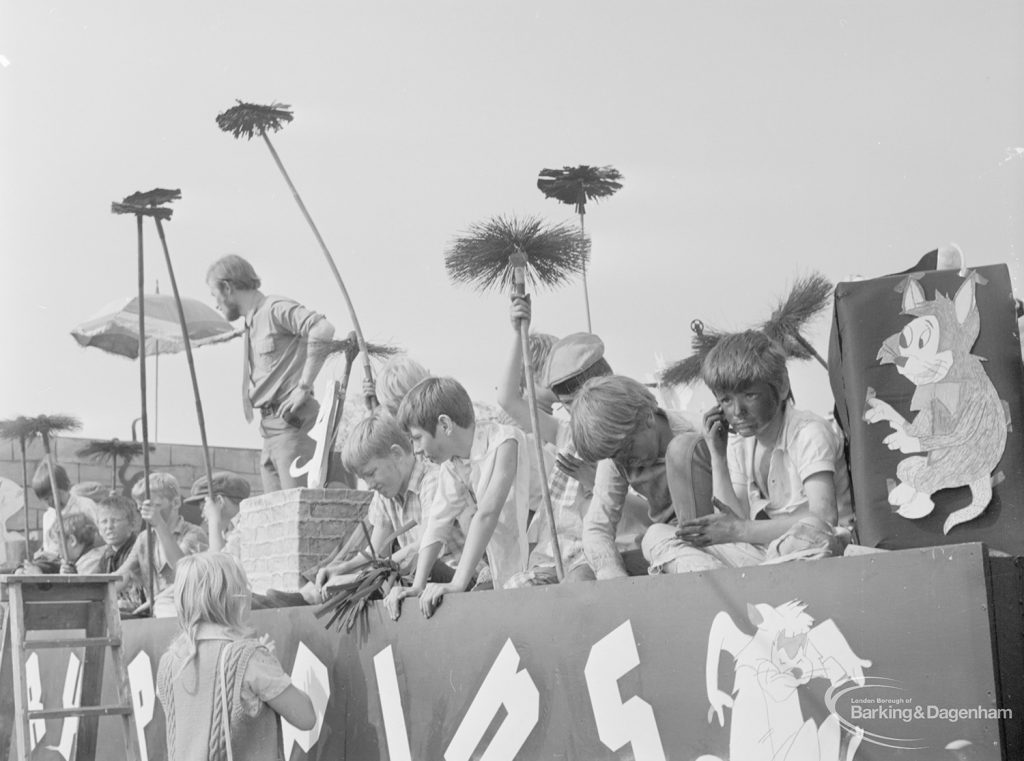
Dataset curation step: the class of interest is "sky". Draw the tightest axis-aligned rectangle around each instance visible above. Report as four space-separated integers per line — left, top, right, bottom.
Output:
1 1 1022 449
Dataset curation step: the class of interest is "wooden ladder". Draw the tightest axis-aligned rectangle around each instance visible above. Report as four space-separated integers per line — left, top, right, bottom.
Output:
0 574 141 761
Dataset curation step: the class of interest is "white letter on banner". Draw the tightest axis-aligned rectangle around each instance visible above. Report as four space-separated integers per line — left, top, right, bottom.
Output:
128 651 155 761
281 643 330 759
445 639 539 761
373 645 412 761
55 653 83 760
25 652 45 750
584 620 667 761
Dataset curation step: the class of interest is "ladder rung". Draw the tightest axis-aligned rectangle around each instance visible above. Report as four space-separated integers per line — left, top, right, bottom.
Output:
24 636 121 649
28 705 133 720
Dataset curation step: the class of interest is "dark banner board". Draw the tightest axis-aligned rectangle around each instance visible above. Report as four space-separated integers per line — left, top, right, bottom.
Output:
5 544 1021 760
829 263 1024 554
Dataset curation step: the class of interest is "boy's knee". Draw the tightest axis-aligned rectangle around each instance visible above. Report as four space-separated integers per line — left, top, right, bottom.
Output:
640 523 680 563
773 515 844 558
665 432 706 469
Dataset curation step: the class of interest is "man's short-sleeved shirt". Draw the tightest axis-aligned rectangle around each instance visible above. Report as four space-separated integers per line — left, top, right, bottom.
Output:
727 404 853 526
246 295 326 410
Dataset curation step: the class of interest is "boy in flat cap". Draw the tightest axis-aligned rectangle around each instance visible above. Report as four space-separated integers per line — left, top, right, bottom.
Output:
498 297 649 584
187 471 252 560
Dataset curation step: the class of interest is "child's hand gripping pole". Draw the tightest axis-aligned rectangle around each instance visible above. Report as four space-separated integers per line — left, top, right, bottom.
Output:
510 250 565 581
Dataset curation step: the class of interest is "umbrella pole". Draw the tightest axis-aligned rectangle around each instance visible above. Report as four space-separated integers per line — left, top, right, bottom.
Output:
19 437 30 559
258 130 378 409
136 213 156 614
41 433 71 566
579 210 592 334
512 255 564 581
153 217 216 494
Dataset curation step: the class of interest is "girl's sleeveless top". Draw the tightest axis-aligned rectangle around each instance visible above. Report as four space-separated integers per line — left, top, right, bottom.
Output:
156 637 283 761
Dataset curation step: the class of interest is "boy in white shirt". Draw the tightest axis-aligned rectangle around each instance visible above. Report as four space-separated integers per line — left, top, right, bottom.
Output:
384 377 533 619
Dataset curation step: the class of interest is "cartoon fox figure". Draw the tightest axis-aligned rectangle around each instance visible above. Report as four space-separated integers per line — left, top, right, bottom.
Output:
864 272 1008 534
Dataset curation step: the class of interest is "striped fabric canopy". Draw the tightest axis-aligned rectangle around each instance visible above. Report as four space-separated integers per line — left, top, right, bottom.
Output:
71 294 239 359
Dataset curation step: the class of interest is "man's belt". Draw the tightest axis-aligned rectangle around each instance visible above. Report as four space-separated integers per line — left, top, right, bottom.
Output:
258 401 282 418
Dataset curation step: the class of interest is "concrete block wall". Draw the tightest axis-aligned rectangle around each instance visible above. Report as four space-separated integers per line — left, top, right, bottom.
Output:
0 435 267 533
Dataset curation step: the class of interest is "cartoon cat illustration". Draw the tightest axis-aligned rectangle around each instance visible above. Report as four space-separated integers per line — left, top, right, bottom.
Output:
863 272 1008 533
699 601 869 761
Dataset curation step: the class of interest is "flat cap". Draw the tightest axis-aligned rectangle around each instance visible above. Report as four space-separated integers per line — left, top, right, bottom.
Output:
544 332 605 388
183 471 251 504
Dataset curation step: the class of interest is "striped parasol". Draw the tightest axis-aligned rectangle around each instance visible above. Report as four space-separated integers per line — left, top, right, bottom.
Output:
71 294 239 359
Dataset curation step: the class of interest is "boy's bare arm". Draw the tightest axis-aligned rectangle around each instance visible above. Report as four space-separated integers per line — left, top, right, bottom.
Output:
497 297 558 445
204 496 226 553
139 501 185 570
700 406 744 518
801 472 839 525
678 473 838 546
582 460 629 579
417 440 518 618
450 439 518 591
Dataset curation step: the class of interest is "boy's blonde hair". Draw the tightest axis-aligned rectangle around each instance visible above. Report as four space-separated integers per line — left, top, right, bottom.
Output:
376 355 430 416
397 377 475 435
520 333 558 395
48 511 98 548
701 331 790 399
341 409 412 472
570 375 659 463
171 552 253 672
131 472 181 504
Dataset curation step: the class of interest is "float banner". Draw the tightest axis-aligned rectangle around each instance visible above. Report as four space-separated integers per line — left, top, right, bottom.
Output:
11 543 1019 761
829 262 1024 553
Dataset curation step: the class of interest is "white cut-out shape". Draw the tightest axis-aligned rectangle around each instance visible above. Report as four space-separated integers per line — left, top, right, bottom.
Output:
584 620 667 761
55 652 83 760
128 650 155 761
373 645 412 761
0 476 25 564
25 651 46 750
445 638 539 761
281 642 331 758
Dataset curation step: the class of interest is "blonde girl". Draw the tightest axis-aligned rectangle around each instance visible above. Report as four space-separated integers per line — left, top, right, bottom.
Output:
156 552 315 760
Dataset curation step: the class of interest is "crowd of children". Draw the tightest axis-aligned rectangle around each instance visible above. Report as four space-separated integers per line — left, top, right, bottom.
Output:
10 290 861 758
20 301 858 595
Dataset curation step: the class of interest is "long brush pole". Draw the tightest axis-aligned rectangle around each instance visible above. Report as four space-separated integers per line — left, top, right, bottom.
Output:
136 214 156 613
321 345 357 487
40 433 71 565
153 218 216 496
789 331 828 370
258 130 378 410
579 209 592 333
19 437 30 559
511 253 564 581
